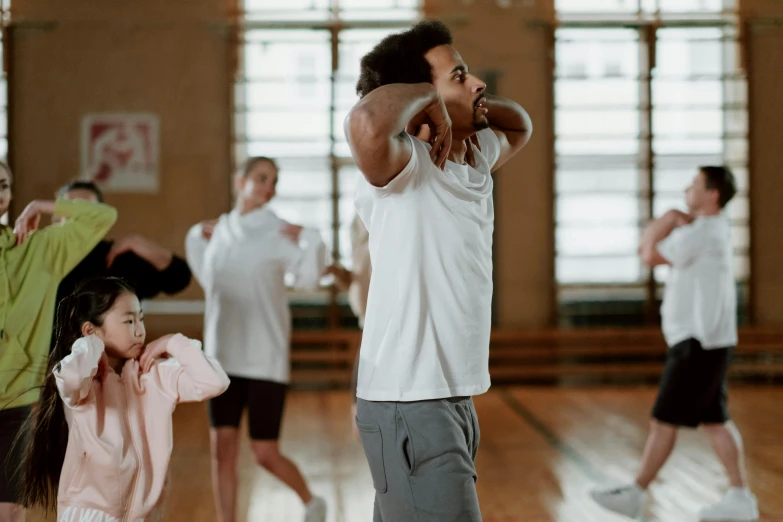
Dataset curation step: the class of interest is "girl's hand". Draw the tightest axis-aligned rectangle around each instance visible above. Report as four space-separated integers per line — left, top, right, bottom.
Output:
13 200 53 244
139 334 174 373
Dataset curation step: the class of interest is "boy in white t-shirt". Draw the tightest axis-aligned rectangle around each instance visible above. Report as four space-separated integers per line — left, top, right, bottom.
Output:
344 20 532 521
591 167 759 522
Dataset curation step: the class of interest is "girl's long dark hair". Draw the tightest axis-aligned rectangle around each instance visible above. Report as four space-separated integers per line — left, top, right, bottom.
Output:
14 277 136 512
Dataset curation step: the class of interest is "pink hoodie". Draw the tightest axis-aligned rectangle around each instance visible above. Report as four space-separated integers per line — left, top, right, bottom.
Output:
54 334 229 521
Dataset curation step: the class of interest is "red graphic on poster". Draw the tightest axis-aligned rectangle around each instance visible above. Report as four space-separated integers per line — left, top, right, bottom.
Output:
81 114 159 193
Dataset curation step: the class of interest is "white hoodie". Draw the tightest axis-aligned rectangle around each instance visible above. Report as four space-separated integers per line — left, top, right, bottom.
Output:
186 206 325 382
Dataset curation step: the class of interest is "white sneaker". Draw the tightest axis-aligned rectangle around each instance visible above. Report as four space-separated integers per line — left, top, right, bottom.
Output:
589 483 647 519
699 488 759 521
304 496 327 522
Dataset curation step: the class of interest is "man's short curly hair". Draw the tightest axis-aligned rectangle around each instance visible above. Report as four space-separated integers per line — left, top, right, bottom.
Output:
356 20 453 98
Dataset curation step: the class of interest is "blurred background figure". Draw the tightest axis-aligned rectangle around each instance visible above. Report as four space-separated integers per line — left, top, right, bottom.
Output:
54 180 192 309
327 214 371 440
186 157 327 522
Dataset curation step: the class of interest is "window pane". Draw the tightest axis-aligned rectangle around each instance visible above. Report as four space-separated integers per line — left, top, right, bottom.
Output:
555 28 644 284
653 109 723 138
555 0 639 13
334 28 414 158
275 158 332 197
557 0 735 13
557 257 641 284
557 195 641 225
555 28 640 158
338 165 361 198
655 0 732 12
557 226 639 256
242 0 330 21
556 29 640 78
556 79 639 108
237 30 332 159
557 168 640 193
653 168 695 194
338 0 421 20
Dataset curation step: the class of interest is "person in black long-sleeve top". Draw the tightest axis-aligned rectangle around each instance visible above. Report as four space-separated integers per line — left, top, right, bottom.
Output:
54 180 192 305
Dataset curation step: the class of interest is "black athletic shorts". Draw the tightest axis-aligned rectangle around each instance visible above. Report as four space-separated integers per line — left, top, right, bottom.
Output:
208 376 287 441
0 406 31 503
652 338 732 428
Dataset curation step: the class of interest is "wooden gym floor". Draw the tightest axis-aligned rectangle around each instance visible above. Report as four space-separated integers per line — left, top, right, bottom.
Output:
29 386 783 522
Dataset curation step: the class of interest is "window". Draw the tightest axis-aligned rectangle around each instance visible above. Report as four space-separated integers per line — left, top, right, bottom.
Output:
554 1 748 325
234 1 422 310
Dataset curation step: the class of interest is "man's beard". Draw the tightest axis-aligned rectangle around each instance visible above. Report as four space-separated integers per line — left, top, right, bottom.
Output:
472 118 490 130
472 98 490 130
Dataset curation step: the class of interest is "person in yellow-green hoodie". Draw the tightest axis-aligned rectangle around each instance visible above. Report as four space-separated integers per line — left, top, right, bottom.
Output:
0 161 117 522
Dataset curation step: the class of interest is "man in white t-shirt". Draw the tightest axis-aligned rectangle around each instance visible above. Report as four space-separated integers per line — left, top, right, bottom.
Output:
591 167 759 522
344 20 532 520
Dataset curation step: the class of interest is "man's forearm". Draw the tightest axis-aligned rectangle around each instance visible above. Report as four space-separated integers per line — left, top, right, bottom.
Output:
641 211 679 251
32 200 57 215
485 94 532 134
135 240 174 271
351 83 439 139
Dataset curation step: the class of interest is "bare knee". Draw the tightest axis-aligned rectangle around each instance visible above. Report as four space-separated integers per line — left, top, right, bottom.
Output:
703 421 743 449
211 428 240 471
701 422 725 436
650 419 677 435
252 441 281 470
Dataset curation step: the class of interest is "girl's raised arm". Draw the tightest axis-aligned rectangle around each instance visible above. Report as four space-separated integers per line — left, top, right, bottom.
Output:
53 336 104 409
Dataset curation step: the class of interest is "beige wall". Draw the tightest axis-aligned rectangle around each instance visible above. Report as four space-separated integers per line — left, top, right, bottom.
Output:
7 0 783 331
9 0 233 333
9 0 232 281
745 0 783 324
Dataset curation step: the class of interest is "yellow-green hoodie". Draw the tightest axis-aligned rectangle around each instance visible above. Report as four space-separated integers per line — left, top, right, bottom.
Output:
0 198 117 409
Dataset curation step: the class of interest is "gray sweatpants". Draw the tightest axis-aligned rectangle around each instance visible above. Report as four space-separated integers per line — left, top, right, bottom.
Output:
356 397 482 521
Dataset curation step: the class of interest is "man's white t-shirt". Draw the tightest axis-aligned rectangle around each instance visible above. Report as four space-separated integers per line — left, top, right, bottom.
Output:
657 215 737 349
354 129 501 402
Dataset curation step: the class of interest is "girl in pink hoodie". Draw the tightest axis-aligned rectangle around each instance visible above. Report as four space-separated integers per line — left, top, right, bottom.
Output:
14 277 229 521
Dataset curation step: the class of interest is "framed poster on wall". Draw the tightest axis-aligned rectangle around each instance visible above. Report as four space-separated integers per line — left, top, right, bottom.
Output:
80 113 160 193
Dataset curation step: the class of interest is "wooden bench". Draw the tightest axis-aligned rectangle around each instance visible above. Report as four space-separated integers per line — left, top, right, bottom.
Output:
289 328 783 387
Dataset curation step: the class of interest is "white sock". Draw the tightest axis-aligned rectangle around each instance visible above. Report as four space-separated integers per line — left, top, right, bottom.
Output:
729 486 751 496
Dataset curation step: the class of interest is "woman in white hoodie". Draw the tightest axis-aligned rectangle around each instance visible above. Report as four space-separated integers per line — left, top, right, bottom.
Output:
185 157 327 522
